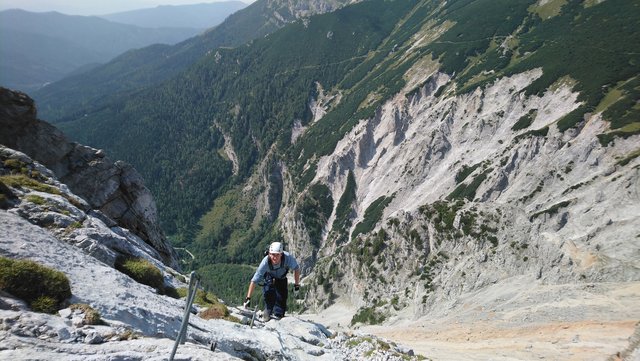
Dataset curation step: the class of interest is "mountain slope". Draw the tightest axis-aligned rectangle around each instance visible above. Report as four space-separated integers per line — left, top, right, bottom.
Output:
0 9 202 92
0 27 104 91
11 0 640 357
100 1 247 29
53 0 419 250
33 0 358 121
28 0 640 348
0 88 418 360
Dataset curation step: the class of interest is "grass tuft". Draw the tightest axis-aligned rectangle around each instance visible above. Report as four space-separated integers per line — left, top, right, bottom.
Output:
0 257 71 313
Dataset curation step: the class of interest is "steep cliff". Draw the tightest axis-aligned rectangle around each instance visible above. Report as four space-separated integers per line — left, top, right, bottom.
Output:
298 67 640 312
0 87 179 269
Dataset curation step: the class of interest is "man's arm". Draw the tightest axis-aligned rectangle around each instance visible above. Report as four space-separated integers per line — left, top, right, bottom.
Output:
246 281 256 299
294 269 300 286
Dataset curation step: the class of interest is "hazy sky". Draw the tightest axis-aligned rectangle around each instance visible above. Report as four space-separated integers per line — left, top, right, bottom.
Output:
0 0 253 16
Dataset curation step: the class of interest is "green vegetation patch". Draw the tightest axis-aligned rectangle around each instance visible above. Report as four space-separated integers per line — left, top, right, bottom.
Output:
419 200 464 234
352 194 395 239
0 257 71 313
329 170 357 245
115 256 166 293
530 200 571 221
347 229 389 268
447 168 493 201
528 0 568 20
70 303 104 325
350 305 386 326
601 77 640 130
455 162 483 184
25 194 47 206
598 122 640 147
197 263 255 306
298 183 334 247
0 174 60 195
514 126 549 142
512 109 537 131
616 148 640 167
3 158 26 173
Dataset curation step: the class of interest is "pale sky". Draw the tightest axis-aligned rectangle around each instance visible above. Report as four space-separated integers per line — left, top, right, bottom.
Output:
0 0 253 16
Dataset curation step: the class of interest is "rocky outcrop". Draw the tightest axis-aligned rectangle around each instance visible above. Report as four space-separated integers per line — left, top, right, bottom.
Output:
295 68 640 318
0 138 421 360
265 0 359 21
0 87 178 268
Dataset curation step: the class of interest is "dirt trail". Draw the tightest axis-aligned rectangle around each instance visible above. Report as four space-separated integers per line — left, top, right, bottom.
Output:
365 319 637 361
303 281 640 360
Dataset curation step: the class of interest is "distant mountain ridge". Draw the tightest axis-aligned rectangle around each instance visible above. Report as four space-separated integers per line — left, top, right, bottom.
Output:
33 0 359 121
100 1 247 29
0 5 240 93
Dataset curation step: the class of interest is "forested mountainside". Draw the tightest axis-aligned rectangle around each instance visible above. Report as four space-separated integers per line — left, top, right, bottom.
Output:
0 9 202 93
33 0 358 122
36 0 639 315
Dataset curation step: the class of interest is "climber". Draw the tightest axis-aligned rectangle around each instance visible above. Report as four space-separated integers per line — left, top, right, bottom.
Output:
244 242 300 322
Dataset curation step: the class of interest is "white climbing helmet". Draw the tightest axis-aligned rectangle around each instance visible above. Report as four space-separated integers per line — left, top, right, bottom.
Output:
269 242 284 254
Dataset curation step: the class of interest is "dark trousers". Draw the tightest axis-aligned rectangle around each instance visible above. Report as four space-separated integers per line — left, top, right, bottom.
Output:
263 276 288 317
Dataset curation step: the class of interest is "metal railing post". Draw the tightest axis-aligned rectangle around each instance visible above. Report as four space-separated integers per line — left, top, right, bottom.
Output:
169 271 198 361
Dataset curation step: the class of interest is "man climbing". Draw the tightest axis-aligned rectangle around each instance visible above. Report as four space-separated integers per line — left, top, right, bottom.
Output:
244 242 300 322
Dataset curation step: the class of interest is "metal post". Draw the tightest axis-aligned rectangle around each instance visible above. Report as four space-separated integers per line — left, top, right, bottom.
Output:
169 271 198 361
181 277 199 344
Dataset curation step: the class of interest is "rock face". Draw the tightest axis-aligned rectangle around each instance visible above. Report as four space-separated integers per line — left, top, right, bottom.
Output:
0 87 178 269
265 0 359 21
0 200 419 360
0 141 420 361
291 68 640 321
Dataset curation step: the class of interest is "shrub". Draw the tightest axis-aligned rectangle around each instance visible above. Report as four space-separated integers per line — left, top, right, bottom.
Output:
115 256 165 292
617 149 640 166
514 126 549 142
199 303 229 320
70 303 104 325
331 170 357 244
298 183 333 247
31 296 58 314
163 285 180 299
350 306 386 326
352 194 395 239
530 200 571 221
0 257 71 313
455 162 482 183
26 194 47 205
0 175 60 195
3 158 25 172
557 106 586 132
447 169 491 201
511 110 536 131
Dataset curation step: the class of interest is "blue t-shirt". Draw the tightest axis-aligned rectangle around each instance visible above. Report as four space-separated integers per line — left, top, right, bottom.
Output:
251 251 299 283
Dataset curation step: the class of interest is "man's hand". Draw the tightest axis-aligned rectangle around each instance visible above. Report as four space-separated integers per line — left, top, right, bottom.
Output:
243 297 251 309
